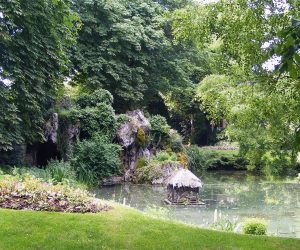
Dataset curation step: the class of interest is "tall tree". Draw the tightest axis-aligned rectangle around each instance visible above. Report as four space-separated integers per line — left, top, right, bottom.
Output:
0 0 79 150
70 0 169 110
70 0 207 113
172 0 300 172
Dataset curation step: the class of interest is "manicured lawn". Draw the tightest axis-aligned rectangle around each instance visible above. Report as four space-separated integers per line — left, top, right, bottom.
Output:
0 206 299 250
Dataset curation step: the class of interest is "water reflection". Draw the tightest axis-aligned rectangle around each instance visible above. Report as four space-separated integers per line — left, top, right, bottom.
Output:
94 171 300 238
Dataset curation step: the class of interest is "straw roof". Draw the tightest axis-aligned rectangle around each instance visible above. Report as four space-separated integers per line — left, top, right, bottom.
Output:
167 169 202 189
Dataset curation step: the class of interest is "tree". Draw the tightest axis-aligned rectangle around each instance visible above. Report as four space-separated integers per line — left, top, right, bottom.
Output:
70 0 169 110
0 0 79 150
172 0 300 172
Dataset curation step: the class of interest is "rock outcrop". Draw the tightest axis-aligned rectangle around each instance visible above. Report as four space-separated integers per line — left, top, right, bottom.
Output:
117 110 150 147
117 110 153 182
44 113 59 143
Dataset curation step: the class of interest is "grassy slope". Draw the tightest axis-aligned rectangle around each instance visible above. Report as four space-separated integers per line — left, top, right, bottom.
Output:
0 206 299 250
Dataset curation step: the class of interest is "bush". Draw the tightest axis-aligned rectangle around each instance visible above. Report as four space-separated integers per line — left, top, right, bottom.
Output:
186 146 216 174
150 115 171 146
136 127 146 147
11 166 51 181
71 134 121 186
133 151 181 184
169 129 183 153
242 218 267 235
186 145 246 174
136 157 147 169
116 114 130 126
76 89 113 108
150 115 170 135
46 160 76 184
153 151 177 163
0 175 110 213
74 104 117 139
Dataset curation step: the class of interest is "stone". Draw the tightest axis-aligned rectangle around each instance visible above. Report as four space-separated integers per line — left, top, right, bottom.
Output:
45 113 59 143
117 109 152 182
117 109 149 148
102 176 124 186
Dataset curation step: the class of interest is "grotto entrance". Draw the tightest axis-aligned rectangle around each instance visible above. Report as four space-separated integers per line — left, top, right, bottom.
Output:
26 141 61 167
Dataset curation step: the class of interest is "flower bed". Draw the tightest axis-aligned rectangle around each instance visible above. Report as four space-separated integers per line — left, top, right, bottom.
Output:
0 175 111 213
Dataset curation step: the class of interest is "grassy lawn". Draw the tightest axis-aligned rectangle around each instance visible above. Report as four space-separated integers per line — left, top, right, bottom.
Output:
0 206 299 250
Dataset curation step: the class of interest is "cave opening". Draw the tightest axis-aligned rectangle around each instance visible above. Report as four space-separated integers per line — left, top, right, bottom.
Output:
29 141 61 167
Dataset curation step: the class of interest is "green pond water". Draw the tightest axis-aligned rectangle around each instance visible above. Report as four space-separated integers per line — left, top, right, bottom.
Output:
95 171 300 238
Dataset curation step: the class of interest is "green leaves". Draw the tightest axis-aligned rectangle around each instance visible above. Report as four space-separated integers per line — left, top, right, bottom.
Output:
172 0 300 173
0 0 79 150
71 134 121 185
70 0 168 109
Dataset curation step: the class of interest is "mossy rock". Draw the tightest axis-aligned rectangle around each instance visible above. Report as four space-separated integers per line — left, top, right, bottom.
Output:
136 157 147 169
136 127 146 147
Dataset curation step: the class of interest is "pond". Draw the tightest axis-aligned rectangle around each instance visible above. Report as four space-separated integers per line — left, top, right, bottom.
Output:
94 171 300 238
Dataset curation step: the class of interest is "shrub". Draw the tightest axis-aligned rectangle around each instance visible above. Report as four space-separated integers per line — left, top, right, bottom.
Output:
71 134 121 186
116 114 130 126
136 157 147 169
133 151 181 184
76 89 113 108
169 129 183 153
46 160 76 184
153 151 177 163
74 104 117 139
0 175 110 213
150 115 170 135
186 145 246 174
150 115 171 146
186 146 215 174
11 166 52 181
242 218 267 235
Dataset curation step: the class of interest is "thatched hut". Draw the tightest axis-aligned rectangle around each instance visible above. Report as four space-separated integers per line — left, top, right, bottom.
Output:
165 169 203 205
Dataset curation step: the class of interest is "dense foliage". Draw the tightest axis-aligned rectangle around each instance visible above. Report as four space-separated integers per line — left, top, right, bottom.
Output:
73 89 118 139
0 0 79 150
242 218 267 236
71 134 121 186
2 0 298 179
172 0 300 173
10 160 77 185
186 146 246 174
70 0 167 109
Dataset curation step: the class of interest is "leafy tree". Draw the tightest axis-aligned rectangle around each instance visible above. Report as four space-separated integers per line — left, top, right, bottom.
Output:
173 0 300 172
70 0 169 110
70 0 210 115
160 49 213 144
197 75 299 174
155 0 192 10
0 0 79 150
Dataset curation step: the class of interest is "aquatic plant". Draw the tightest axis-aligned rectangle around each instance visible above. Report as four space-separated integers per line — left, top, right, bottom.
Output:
210 219 238 232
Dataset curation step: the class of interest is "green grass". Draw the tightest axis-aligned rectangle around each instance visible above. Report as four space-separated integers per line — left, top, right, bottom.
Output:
0 206 299 250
